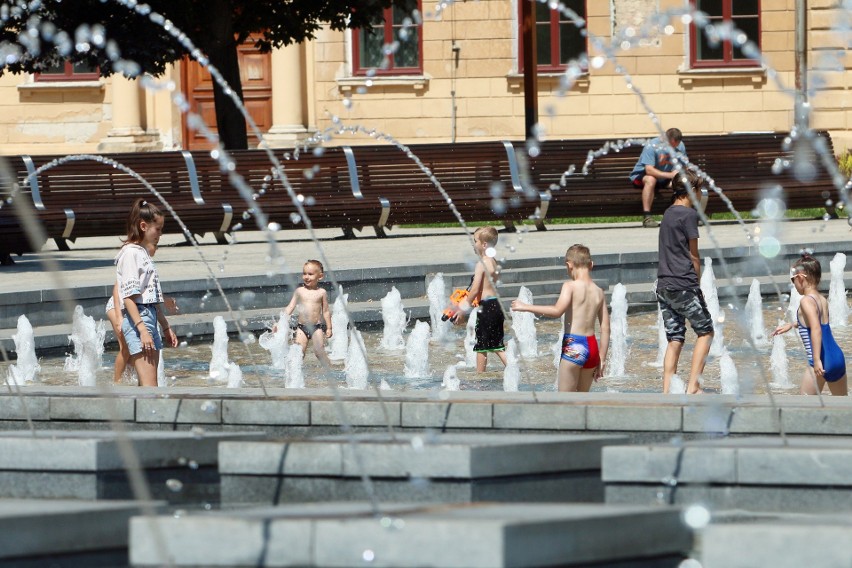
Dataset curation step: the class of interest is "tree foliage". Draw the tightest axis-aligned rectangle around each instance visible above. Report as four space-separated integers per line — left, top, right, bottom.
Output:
0 0 401 148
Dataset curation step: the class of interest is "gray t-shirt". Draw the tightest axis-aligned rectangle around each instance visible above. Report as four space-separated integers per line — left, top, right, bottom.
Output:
657 204 699 290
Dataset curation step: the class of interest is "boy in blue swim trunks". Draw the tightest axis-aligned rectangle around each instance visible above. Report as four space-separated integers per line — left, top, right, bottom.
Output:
512 244 610 392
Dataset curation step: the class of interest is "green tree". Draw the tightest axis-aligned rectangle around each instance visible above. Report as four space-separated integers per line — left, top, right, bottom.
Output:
0 0 401 149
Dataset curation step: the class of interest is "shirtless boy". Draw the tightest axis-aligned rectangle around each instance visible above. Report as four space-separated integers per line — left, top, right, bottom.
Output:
454 226 508 372
279 259 333 366
512 244 610 392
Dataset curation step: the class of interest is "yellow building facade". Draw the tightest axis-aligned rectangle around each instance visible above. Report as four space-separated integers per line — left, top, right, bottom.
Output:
0 0 848 156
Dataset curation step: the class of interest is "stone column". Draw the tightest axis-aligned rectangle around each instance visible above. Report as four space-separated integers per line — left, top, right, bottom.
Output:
98 75 161 152
264 43 309 147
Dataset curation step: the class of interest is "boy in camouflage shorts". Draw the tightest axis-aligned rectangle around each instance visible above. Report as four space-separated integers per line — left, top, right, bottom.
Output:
655 172 714 394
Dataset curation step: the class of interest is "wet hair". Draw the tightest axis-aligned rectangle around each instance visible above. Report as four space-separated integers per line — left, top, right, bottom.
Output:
566 244 592 268
672 171 704 199
666 127 683 144
475 226 498 247
123 198 163 244
792 253 821 285
304 259 324 273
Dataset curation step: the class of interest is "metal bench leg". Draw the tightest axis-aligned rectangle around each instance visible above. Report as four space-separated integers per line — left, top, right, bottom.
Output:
0 252 13 266
374 226 388 238
212 232 229 245
54 238 71 251
535 220 548 231
341 227 357 239
501 220 517 233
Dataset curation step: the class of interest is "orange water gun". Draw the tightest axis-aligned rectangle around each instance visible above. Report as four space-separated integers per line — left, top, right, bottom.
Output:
441 288 479 321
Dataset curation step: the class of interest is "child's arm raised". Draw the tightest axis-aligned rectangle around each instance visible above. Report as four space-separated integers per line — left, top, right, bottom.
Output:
595 295 611 380
322 289 333 338
511 281 573 318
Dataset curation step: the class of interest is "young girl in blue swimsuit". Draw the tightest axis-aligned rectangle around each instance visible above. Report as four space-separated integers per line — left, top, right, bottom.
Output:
772 254 847 396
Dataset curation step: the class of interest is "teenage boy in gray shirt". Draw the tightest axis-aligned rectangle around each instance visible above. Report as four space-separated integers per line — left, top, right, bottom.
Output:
655 172 713 394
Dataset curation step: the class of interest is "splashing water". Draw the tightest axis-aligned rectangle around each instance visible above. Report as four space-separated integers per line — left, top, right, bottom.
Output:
328 289 350 362
745 279 769 348
512 286 538 359
285 344 304 389
403 320 431 379
441 365 460 391
380 287 407 351
345 328 368 389
788 286 803 324
226 362 243 389
7 315 39 385
427 273 452 344
503 339 520 392
208 316 229 382
63 305 105 387
770 330 792 389
258 312 290 371
700 257 726 358
829 253 849 327
669 373 686 395
650 307 666 368
464 309 478 368
606 284 629 377
157 349 166 387
719 350 739 396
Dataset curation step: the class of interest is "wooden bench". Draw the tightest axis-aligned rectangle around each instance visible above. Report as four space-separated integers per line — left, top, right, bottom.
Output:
0 131 838 264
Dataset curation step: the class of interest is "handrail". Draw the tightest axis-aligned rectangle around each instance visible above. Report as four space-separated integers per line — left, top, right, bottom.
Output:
181 151 204 205
342 146 363 199
20 156 45 210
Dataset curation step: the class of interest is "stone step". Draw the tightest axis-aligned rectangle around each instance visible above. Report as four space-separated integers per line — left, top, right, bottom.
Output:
129 501 694 567
602 436 852 514
0 498 152 564
219 432 628 505
0 430 262 503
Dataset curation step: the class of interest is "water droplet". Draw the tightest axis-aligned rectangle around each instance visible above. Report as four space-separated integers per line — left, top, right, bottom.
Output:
178 341 188 348
362 550 375 562
188 460 199 470
290 212 302 224
411 436 424 451
342 98 352 109
191 426 206 439
200 401 218 414
268 222 281 232
682 504 711 529
166 478 184 492
485 247 497 258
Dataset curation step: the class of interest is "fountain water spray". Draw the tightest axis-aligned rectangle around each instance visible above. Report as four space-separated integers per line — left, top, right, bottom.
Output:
745 279 769 348
404 320 431 379
258 312 290 371
788 286 803 324
63 306 106 387
6 315 39 385
464 309 478 368
328 289 350 362
157 350 166 387
286 345 305 389
226 362 243 389
427 274 452 344
503 339 520 393
700 257 726 358
345 328 368 389
511 286 538 359
650 307 666 368
208 316 230 382
442 365 460 391
770 330 792 389
719 350 739 396
606 284 629 377
829 252 849 327
380 287 407 350
669 373 686 395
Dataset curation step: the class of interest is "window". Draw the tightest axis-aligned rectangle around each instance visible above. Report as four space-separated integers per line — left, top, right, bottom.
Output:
690 0 761 68
35 60 99 82
353 0 422 76
519 0 587 73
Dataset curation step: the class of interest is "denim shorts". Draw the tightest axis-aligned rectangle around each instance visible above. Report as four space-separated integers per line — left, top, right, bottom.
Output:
656 288 714 343
121 303 162 355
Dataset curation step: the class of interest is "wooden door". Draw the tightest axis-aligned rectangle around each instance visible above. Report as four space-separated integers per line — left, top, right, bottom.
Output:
181 40 272 150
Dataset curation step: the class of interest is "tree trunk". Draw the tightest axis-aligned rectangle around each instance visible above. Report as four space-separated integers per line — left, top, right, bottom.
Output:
203 0 248 150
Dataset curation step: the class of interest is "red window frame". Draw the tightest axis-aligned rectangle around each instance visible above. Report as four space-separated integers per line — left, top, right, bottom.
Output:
35 61 100 82
352 2 423 76
518 0 588 73
689 0 761 69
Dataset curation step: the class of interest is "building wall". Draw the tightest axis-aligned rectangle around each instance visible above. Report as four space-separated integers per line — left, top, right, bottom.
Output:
0 1 847 155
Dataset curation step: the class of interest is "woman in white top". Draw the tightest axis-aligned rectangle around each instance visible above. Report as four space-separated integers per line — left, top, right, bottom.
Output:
116 199 178 386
